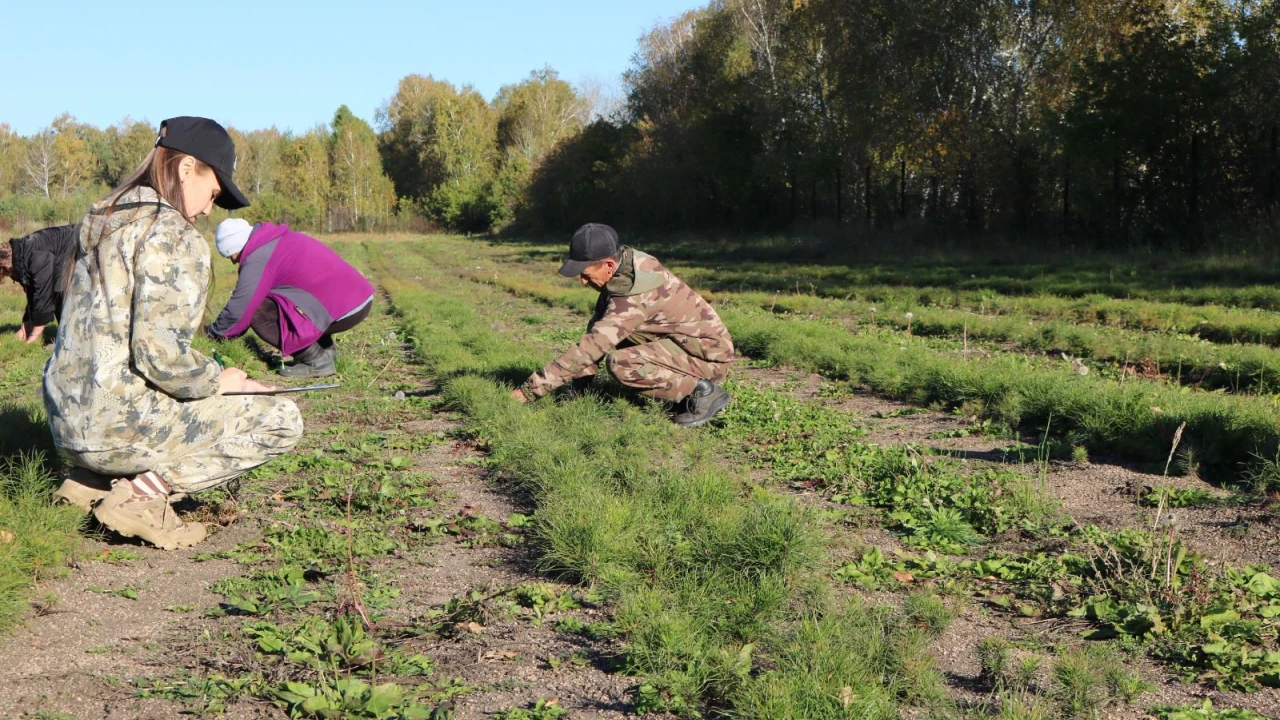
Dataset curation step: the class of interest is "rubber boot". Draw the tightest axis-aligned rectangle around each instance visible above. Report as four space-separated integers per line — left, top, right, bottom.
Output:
279 343 337 378
93 479 207 550
671 379 731 428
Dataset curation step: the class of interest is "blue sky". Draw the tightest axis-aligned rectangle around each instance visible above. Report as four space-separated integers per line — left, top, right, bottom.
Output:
1 0 702 136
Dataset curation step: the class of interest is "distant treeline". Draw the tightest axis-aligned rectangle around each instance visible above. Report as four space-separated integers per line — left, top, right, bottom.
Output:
527 0 1280 248
5 0 1280 247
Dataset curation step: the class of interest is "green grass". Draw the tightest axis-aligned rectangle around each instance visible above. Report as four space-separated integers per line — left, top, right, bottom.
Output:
0 452 82 633
403 234 1280 702
369 240 953 718
0 283 83 635
430 242 1280 484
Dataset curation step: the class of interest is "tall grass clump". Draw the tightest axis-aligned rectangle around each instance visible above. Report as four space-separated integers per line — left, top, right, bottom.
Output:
0 286 85 635
0 452 83 633
368 241 950 718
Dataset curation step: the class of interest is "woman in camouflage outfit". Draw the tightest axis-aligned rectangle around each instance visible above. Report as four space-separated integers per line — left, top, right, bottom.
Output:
44 117 304 550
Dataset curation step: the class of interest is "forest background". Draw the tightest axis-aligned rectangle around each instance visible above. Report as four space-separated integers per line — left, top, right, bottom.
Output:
3 0 1279 251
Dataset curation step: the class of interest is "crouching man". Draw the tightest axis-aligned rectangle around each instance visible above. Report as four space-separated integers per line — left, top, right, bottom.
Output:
511 223 733 427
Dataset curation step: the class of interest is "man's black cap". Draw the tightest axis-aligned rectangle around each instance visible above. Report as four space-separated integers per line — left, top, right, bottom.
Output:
156 116 250 210
558 223 620 277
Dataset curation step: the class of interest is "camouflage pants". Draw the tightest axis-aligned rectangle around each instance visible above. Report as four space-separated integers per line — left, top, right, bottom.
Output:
603 337 730 402
61 395 303 494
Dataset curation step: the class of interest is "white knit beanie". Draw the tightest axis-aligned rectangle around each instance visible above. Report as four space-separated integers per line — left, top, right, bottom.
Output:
215 218 254 258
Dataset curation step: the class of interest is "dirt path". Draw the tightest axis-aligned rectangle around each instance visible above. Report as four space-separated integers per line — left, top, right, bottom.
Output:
0 303 638 720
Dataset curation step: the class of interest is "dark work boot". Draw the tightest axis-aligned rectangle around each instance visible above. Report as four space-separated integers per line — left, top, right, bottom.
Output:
671 379 731 428
279 343 337 378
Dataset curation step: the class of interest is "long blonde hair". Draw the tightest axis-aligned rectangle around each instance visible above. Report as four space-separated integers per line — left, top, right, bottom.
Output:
77 128 217 297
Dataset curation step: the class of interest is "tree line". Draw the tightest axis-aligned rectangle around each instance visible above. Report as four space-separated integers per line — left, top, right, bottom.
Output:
0 107 397 233
5 0 1279 248
526 0 1280 248
0 67 604 235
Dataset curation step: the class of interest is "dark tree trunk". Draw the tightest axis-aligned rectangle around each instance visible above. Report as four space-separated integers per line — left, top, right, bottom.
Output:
964 170 979 231
865 164 872 225
789 167 797 222
1062 163 1071 233
835 161 843 225
899 158 907 219
1270 123 1278 214
1190 133 1200 223
810 174 817 221
1014 149 1027 230
1113 157 1122 236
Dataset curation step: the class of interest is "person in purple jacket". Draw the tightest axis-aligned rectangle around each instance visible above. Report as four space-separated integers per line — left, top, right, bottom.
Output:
207 219 375 377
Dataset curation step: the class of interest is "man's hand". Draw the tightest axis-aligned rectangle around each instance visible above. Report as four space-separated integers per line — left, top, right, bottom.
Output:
24 324 46 344
15 325 28 343
510 388 528 404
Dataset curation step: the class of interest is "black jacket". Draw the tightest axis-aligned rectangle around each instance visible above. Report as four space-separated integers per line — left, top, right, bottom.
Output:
9 224 78 327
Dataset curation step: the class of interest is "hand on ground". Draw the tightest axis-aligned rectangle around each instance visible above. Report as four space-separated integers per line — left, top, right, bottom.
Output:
510 388 528 404
16 324 41 343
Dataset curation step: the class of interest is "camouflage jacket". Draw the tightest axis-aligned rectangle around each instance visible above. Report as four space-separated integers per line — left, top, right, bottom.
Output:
44 186 222 452
521 248 733 399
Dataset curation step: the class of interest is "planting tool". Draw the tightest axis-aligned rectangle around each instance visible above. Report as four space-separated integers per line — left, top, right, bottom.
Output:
223 383 340 396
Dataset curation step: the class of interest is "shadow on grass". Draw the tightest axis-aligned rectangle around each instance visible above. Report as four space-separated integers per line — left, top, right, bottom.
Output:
242 333 281 367
474 364 541 388
0 322 59 347
0 403 56 462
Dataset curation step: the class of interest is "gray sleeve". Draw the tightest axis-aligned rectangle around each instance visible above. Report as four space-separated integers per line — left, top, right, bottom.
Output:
207 249 271 338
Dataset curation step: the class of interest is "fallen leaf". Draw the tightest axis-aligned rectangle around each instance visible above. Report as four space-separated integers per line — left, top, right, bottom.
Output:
1150 406 1163 414
892 571 914 583
466 621 485 634
840 686 855 708
0 529 13 544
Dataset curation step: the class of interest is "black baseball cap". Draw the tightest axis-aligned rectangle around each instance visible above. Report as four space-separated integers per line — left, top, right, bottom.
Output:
156 116 250 210
558 223 620 277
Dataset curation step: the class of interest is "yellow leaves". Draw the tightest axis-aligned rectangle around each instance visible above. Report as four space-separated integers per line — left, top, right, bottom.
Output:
839 685 856 708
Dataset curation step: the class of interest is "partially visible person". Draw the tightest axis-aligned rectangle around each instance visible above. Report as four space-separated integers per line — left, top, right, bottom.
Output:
206 218 375 378
45 116 304 550
0 224 77 344
511 223 735 427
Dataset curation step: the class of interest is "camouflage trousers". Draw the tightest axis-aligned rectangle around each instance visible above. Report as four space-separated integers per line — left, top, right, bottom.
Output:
60 395 303 494
598 337 730 402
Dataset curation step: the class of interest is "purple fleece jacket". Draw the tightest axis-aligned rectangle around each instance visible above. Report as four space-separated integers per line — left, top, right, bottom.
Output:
208 223 375 355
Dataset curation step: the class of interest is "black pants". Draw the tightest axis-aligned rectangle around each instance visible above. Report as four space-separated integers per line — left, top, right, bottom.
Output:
250 298 372 354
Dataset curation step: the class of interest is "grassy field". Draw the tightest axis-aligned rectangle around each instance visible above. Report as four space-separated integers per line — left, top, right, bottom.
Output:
0 234 1278 719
